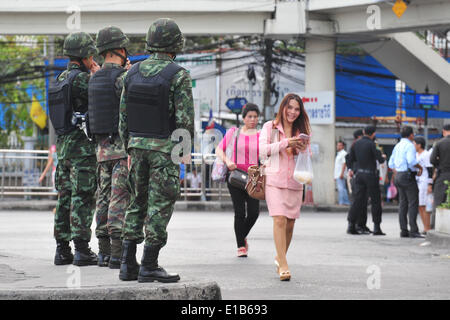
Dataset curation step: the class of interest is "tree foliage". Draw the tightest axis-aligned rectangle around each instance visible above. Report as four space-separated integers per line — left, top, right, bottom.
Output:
0 36 46 148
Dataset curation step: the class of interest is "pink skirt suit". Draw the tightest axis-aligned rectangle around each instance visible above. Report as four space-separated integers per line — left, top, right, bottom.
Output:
259 121 304 219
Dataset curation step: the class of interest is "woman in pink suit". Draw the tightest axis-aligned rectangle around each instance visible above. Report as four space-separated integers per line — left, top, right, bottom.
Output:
259 93 311 281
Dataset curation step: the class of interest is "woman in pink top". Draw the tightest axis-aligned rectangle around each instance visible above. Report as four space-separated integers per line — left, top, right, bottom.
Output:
216 103 261 258
259 93 311 281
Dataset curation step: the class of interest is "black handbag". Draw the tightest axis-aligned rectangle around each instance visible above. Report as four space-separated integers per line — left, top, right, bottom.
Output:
227 128 248 190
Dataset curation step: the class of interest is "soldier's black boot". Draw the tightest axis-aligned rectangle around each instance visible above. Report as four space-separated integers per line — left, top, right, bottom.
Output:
119 240 140 281
109 239 122 269
138 245 180 283
73 239 98 266
347 222 362 235
97 237 111 267
373 223 386 236
54 240 74 265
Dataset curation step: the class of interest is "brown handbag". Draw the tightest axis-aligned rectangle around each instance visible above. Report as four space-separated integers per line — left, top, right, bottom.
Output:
246 164 265 200
245 122 278 200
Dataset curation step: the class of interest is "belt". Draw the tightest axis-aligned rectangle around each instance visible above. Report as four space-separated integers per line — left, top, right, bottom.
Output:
357 169 376 174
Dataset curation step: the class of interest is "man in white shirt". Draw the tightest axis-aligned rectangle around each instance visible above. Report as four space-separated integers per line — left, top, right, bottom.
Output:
187 168 202 189
335 141 350 205
388 126 423 238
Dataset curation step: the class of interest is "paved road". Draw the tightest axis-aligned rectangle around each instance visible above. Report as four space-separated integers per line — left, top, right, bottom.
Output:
0 209 449 300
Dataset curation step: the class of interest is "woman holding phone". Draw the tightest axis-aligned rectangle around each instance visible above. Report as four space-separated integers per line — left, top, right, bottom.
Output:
259 93 311 281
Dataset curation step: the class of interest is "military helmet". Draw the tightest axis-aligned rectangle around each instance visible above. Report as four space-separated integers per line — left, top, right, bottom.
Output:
63 32 98 58
96 26 130 54
146 18 184 54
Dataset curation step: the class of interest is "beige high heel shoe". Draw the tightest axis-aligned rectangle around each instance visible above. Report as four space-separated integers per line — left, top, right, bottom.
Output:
279 270 291 281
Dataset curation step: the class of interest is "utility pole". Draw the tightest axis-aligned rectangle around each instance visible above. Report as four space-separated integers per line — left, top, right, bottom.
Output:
263 38 273 122
48 35 56 148
424 86 430 148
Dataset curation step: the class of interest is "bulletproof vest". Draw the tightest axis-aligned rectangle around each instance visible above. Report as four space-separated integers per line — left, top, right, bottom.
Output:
125 62 183 138
48 69 82 135
88 67 126 135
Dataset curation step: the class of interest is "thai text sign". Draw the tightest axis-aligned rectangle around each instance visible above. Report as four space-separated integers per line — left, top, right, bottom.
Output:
297 91 334 124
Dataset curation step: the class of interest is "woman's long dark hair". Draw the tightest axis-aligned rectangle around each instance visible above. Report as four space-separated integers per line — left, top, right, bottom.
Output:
274 93 311 136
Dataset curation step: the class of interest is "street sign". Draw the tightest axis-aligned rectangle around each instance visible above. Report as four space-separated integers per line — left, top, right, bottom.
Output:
415 93 439 107
225 97 247 114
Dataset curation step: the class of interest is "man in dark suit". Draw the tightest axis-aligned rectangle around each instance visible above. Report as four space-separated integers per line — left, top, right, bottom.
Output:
430 124 450 229
346 126 386 236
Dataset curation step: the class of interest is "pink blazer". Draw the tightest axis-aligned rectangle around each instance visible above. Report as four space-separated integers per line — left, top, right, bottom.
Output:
259 121 304 191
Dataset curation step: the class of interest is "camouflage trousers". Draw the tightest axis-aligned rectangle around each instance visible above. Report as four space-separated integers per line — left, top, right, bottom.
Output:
121 148 180 247
54 156 97 242
95 158 129 240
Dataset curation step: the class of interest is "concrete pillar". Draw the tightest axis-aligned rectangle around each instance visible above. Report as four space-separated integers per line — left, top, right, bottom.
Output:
305 38 336 205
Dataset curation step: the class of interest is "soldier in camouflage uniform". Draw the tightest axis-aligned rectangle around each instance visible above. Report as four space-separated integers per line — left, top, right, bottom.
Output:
52 32 99 266
118 18 195 283
89 26 131 269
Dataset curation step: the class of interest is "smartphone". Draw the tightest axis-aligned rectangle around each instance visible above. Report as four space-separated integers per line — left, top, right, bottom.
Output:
298 133 310 141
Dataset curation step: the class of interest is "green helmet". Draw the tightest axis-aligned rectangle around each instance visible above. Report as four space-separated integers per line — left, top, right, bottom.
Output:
146 18 184 54
96 26 130 55
63 32 98 58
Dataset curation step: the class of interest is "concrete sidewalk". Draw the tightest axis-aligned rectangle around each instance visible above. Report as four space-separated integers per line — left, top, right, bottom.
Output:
0 210 449 300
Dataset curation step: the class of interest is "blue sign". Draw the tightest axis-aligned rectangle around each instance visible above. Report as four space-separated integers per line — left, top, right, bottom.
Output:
226 97 248 113
415 94 439 106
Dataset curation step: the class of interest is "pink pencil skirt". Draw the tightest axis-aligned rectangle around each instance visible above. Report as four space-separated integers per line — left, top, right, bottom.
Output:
265 185 303 219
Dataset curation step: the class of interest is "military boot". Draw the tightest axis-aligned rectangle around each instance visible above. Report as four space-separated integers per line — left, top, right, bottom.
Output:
119 240 139 281
138 245 180 283
73 239 98 266
97 237 111 267
109 239 122 269
54 240 74 265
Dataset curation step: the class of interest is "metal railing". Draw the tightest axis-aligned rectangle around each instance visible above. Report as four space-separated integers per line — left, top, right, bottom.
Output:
0 149 231 201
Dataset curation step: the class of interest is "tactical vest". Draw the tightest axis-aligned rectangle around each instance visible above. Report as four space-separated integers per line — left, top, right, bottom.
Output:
125 62 183 139
48 69 81 135
88 67 126 135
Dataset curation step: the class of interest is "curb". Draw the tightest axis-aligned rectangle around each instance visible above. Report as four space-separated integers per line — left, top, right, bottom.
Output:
0 281 222 300
426 230 450 249
0 200 399 213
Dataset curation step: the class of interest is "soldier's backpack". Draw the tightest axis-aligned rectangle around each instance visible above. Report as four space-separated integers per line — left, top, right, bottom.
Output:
48 69 82 135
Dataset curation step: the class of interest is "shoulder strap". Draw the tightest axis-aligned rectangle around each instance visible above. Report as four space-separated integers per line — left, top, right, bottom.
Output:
234 127 241 164
125 62 141 80
67 68 82 84
159 62 184 82
67 69 83 110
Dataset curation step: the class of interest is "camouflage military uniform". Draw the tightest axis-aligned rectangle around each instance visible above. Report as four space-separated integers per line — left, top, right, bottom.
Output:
54 63 97 243
119 51 194 247
94 63 129 241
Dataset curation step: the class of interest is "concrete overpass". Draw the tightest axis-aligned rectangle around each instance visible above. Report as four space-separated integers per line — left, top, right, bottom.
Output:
2 0 450 205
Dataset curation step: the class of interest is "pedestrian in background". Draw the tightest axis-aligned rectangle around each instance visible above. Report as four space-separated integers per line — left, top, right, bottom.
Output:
335 141 350 205
118 18 194 283
260 93 310 281
346 126 386 236
216 103 261 258
388 126 423 238
430 124 450 229
346 129 371 234
414 137 432 234
39 144 57 191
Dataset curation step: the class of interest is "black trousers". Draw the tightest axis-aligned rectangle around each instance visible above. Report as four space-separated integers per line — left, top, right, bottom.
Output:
348 172 382 225
350 177 368 227
395 172 419 233
227 182 260 248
